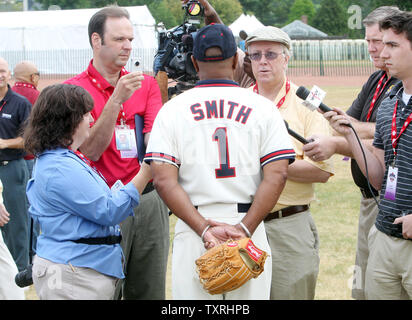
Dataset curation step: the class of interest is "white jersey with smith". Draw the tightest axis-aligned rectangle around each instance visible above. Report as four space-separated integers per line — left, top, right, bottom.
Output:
144 79 295 207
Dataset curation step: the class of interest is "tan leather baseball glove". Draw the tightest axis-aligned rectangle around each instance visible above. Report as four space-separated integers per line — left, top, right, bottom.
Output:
195 237 267 295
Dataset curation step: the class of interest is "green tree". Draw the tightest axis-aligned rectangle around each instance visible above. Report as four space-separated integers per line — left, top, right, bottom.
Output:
287 0 316 24
0 0 22 11
239 0 295 27
312 0 347 36
209 0 243 25
370 0 412 11
148 0 182 29
237 0 259 13
147 0 243 29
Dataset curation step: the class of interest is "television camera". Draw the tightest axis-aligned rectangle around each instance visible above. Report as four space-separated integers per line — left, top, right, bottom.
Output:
153 0 204 98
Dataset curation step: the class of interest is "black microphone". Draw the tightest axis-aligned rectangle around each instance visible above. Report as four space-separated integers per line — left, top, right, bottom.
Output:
296 86 332 113
284 120 312 145
296 86 352 127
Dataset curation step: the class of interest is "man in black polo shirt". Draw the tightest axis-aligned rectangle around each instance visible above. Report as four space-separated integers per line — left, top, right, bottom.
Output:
326 11 412 300
0 57 32 272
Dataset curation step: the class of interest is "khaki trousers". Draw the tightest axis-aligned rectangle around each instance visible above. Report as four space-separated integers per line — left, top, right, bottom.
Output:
264 210 319 300
365 226 412 300
351 196 378 300
32 255 117 300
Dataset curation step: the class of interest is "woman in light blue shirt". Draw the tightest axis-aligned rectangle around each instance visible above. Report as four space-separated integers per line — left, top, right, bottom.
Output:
23 84 151 299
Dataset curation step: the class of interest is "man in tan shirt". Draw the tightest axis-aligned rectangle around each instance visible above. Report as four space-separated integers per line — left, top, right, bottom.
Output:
245 26 334 299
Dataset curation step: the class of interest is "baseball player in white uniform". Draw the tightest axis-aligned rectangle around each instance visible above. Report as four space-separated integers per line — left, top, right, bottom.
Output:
145 23 295 300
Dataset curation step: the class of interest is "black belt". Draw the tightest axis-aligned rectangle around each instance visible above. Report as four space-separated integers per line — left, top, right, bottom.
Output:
73 235 122 245
0 161 9 166
169 203 252 216
265 205 309 221
142 181 155 195
193 203 251 213
237 203 252 212
359 187 379 199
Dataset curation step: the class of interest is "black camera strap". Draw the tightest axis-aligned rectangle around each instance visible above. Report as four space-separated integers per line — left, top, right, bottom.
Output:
29 217 34 265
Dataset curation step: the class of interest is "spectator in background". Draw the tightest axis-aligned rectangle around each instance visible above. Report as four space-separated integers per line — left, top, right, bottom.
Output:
0 178 25 300
64 5 169 300
12 61 40 105
302 6 401 300
12 60 40 176
0 57 31 273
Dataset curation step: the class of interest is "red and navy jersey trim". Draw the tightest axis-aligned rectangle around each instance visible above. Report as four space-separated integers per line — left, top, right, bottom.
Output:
261 149 296 166
195 79 240 88
144 152 181 167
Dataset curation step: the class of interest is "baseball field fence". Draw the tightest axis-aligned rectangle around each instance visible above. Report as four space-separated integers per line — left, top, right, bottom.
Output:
1 39 375 79
288 39 375 77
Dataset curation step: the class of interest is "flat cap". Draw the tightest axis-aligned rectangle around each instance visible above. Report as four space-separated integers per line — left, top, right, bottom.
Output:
245 26 291 49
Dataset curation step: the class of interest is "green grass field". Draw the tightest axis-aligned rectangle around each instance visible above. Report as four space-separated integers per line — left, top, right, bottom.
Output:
311 156 360 299
26 84 363 300
306 84 362 299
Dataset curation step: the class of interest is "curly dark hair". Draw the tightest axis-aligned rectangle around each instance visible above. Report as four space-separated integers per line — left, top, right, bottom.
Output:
23 84 94 155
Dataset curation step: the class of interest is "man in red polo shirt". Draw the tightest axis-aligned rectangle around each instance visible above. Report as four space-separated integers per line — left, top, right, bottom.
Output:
65 5 169 300
12 61 40 173
11 61 40 106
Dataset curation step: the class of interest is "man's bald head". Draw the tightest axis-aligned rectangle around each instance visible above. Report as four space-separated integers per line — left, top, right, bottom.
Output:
0 57 9 70
13 61 40 86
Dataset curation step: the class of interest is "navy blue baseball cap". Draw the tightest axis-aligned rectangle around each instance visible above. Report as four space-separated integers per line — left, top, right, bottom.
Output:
193 23 237 62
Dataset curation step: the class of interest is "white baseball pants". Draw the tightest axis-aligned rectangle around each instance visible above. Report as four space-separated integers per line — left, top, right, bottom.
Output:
171 203 272 300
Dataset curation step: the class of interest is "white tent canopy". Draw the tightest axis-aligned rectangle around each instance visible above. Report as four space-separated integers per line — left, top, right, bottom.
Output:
0 6 158 74
229 14 264 39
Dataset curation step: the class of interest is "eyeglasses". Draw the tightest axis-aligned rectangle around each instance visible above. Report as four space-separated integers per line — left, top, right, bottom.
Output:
249 51 283 61
31 72 40 76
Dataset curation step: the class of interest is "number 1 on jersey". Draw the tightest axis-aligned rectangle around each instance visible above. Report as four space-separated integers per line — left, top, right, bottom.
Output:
213 127 236 179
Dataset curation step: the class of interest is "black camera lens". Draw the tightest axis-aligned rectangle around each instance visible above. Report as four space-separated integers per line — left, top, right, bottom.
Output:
185 0 203 17
15 264 33 288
